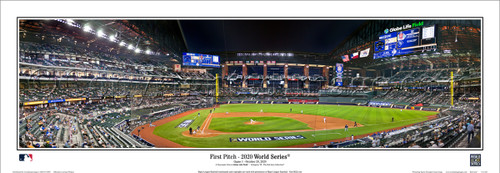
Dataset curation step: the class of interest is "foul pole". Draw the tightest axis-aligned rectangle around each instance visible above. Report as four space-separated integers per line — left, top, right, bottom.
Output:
216 73 219 103
450 71 454 105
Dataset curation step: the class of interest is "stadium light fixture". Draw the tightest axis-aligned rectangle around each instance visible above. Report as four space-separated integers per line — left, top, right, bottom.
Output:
83 25 92 32
66 19 74 25
145 49 151 55
128 45 134 50
119 41 126 46
109 35 116 42
135 48 141 53
97 30 105 38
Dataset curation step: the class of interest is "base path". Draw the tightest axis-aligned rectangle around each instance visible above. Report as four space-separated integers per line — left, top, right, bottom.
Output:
182 112 362 138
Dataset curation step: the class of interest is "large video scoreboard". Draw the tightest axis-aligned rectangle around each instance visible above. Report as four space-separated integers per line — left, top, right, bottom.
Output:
374 23 437 59
182 53 220 68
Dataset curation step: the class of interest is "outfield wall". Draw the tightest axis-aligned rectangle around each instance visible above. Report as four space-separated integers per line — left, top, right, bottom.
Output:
216 101 441 111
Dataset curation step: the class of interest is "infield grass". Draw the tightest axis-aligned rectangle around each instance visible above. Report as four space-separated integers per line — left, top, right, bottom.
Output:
209 116 312 132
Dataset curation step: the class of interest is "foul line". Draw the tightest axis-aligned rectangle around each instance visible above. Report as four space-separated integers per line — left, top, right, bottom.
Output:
201 111 214 134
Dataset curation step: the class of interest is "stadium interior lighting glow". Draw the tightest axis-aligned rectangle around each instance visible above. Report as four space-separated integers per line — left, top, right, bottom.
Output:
128 45 134 50
145 50 151 55
66 19 74 25
135 48 141 53
119 41 126 46
83 25 92 32
97 30 105 37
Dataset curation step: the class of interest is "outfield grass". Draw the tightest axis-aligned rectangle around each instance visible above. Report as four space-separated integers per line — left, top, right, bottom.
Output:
209 116 312 132
153 104 438 148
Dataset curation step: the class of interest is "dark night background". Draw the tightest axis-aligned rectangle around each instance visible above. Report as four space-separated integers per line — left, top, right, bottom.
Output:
180 20 366 53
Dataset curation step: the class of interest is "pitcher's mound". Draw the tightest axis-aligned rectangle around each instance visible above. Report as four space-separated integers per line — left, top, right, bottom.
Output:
244 121 264 125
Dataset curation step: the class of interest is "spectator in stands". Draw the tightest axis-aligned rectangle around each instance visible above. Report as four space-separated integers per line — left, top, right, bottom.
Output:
26 142 35 148
430 141 439 148
467 121 475 143
438 139 445 148
409 142 421 148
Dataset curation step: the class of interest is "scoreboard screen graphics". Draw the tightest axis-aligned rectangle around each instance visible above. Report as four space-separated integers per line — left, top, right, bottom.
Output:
374 25 437 59
183 53 220 68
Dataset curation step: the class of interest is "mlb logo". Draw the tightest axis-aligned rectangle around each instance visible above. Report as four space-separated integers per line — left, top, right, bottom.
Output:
470 154 481 166
19 154 33 162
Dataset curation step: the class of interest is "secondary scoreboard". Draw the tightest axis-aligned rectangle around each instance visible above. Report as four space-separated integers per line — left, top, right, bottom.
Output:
183 53 220 68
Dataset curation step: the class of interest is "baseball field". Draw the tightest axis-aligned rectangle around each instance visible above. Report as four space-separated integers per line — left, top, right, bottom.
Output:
132 104 439 148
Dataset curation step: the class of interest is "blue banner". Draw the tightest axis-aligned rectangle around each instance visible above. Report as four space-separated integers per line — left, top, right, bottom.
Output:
335 63 343 86
397 28 420 48
368 101 392 107
374 28 422 59
47 99 65 103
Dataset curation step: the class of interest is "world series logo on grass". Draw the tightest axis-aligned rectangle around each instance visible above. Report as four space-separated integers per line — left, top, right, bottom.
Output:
176 120 194 128
230 135 306 142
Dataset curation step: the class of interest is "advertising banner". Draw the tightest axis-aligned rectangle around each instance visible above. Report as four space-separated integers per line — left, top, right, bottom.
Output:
287 99 319 103
335 63 343 86
47 99 65 103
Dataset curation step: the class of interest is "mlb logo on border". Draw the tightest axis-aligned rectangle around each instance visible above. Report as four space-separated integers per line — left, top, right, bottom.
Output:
384 28 389 34
19 154 33 162
470 154 481 166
